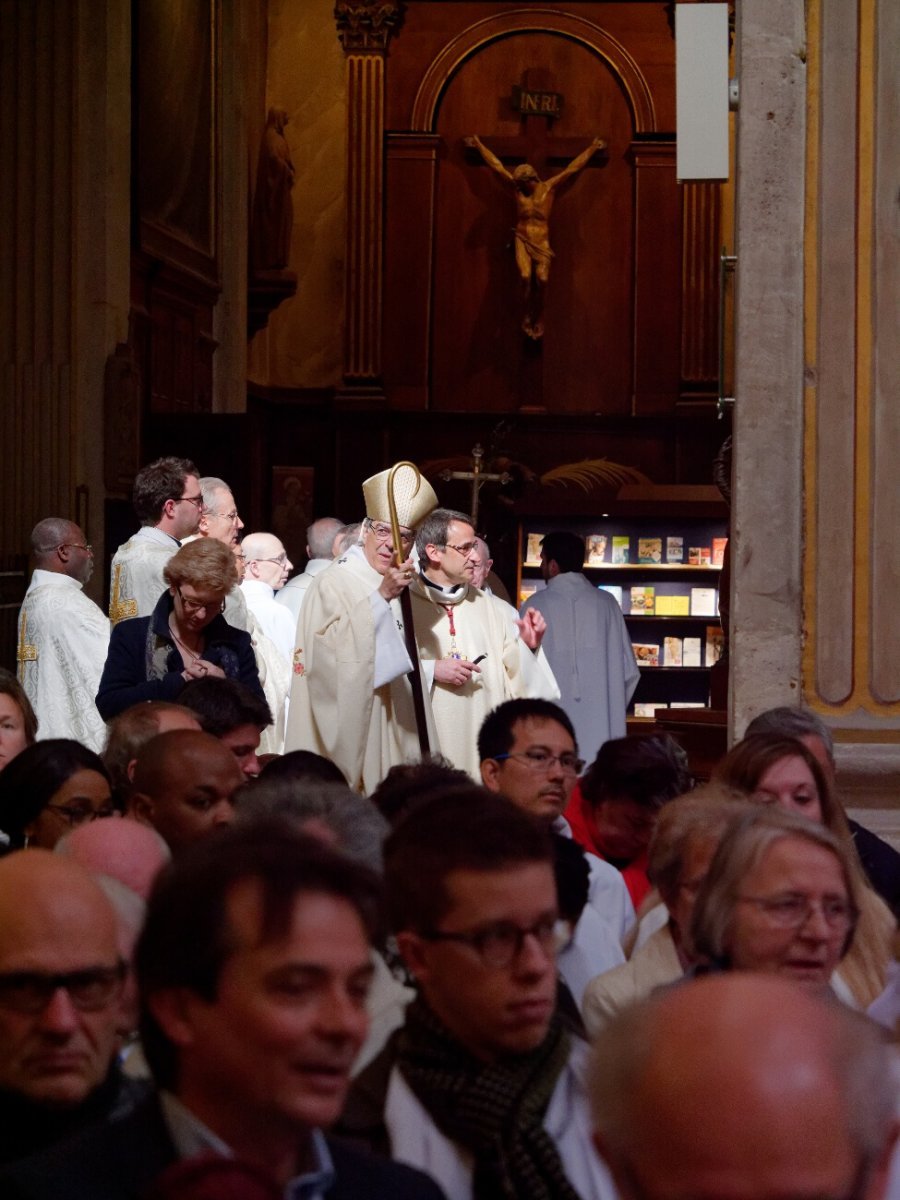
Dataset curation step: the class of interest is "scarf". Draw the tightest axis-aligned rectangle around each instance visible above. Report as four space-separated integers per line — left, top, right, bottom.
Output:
396 998 582 1200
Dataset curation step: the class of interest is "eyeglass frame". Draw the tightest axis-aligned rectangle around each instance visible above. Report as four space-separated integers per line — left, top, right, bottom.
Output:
251 553 289 566
175 585 226 616
418 915 572 968
441 540 479 557
171 493 204 510
736 891 859 932
365 519 414 547
205 508 241 524
0 963 127 1014
492 749 586 776
58 542 92 554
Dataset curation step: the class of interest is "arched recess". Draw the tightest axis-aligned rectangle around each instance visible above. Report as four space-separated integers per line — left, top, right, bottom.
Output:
410 8 657 134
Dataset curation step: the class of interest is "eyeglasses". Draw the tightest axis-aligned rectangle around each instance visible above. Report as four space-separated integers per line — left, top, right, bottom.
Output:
367 520 414 547
207 509 240 524
46 803 118 827
254 553 288 566
176 586 226 615
737 892 858 932
172 494 204 510
492 749 585 775
58 543 92 553
0 964 126 1014
420 915 572 968
444 541 478 557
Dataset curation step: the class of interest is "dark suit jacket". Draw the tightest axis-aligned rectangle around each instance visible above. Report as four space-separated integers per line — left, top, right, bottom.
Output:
0 1092 446 1200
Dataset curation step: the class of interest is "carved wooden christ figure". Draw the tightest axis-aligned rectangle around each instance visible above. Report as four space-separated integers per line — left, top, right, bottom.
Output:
466 134 605 339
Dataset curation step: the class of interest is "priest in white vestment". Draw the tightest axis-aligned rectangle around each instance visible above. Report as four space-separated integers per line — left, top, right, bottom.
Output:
109 456 203 623
18 518 110 751
275 516 343 624
410 509 553 781
239 531 296 664
520 530 639 766
284 464 440 793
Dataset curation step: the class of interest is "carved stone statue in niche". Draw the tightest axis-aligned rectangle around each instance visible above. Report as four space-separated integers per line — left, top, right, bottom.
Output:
250 108 296 273
466 134 604 339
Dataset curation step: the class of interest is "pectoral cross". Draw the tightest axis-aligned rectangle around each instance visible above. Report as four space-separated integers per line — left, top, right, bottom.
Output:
16 610 37 670
109 565 138 625
439 444 510 528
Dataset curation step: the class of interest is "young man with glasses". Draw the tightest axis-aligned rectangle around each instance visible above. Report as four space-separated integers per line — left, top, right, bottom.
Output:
109 457 203 624
0 850 141 1168
410 508 553 781
17 518 109 751
284 464 439 793
478 699 633 1004
340 788 618 1200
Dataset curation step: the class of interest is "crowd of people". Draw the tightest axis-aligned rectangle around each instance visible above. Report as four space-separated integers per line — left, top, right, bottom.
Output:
0 454 897 1200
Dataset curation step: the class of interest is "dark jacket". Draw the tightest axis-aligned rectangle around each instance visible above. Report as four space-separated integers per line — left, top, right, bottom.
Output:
849 818 900 919
96 592 264 720
0 1091 447 1200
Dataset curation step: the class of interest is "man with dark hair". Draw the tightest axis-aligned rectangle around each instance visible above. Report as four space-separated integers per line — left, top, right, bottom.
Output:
128 729 244 852
520 530 639 766
340 789 617 1200
18 518 109 750
411 508 552 779
745 705 900 916
109 458 202 624
0 823 445 1199
276 516 344 623
179 676 273 778
478 699 631 1002
573 732 692 909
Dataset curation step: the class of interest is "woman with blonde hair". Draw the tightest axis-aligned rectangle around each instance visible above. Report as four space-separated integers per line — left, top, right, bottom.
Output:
97 539 264 720
714 732 895 1006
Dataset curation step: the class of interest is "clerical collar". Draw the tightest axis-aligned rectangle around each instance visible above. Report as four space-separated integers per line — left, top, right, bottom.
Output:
419 572 466 598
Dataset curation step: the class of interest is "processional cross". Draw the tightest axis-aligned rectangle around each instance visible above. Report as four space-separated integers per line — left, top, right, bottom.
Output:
439 444 510 528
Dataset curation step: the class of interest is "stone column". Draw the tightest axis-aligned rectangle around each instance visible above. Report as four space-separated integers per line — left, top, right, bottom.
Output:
335 0 402 404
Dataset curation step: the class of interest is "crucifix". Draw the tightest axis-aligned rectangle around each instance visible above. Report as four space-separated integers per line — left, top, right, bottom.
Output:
465 67 607 373
439 444 510 529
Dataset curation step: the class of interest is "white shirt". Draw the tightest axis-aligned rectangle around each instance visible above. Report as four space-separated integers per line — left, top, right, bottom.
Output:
241 578 297 666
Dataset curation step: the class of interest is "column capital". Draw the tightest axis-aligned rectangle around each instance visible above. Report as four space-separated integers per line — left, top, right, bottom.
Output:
335 0 403 53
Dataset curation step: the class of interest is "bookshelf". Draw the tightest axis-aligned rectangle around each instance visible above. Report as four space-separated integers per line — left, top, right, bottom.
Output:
516 504 728 716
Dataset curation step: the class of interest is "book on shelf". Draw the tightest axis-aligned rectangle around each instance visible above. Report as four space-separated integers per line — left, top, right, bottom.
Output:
632 642 660 667
630 586 655 615
634 702 667 718
655 594 690 616
670 702 706 709
612 536 630 564
666 536 684 564
712 536 728 567
585 534 608 565
663 636 683 666
683 637 702 667
698 547 712 566
706 625 725 666
598 584 624 608
525 532 544 564
638 537 663 564
690 587 718 616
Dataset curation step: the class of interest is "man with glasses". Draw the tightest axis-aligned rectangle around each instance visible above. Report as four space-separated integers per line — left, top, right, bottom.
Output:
17 518 109 751
0 850 142 1167
239 532 296 664
590 973 900 1200
340 788 617 1200
411 508 552 780
478 699 632 1004
109 457 203 623
285 464 439 793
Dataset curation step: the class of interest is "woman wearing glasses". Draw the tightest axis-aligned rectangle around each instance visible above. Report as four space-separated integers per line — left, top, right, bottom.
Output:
0 739 115 849
688 807 876 1003
96 539 264 721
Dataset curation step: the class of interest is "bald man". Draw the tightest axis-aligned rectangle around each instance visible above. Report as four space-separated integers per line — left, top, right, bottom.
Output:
276 516 343 624
128 729 243 853
17 518 110 750
590 974 900 1200
0 851 142 1166
56 818 171 902
239 531 295 663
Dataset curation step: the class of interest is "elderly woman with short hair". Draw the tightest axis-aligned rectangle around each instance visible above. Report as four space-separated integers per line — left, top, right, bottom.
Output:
688 806 865 1001
96 540 264 721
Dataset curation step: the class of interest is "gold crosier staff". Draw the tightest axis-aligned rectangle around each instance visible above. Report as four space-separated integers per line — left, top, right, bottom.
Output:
387 461 431 756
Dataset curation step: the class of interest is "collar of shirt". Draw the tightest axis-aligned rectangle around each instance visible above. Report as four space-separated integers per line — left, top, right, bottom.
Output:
135 526 181 548
27 569 81 593
241 579 276 601
159 1091 336 1200
417 573 468 603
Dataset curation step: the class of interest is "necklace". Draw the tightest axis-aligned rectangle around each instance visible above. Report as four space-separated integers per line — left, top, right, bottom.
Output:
441 604 462 660
168 619 204 665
